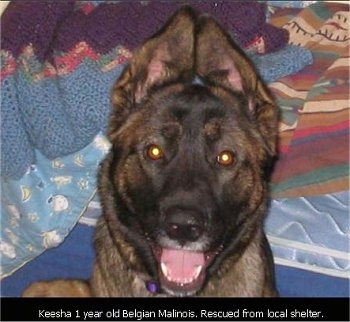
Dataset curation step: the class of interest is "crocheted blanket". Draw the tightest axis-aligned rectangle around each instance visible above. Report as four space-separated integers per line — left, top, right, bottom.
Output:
1 1 314 180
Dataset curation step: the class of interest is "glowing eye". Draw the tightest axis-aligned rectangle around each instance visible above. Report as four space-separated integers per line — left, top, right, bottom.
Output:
216 150 235 166
146 144 164 160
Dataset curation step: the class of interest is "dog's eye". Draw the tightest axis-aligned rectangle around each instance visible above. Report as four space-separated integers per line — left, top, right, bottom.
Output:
216 150 235 166
146 144 164 160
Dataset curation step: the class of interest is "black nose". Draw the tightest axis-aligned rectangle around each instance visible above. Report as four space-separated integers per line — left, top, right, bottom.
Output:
164 210 204 243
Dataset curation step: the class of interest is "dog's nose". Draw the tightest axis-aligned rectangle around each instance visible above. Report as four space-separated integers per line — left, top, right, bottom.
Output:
164 210 204 243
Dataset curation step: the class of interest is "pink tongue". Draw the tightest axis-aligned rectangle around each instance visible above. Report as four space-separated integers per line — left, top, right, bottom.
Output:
161 248 205 282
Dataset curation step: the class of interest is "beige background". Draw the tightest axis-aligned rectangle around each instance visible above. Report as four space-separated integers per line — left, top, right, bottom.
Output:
0 1 9 16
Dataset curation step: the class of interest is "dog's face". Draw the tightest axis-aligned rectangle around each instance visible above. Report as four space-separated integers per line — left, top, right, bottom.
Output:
101 7 278 296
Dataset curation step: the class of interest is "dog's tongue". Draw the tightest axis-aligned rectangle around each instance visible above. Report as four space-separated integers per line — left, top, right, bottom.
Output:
160 248 205 284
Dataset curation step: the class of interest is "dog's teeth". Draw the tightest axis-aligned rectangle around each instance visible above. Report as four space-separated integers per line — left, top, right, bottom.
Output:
161 262 203 285
194 265 202 279
161 262 168 277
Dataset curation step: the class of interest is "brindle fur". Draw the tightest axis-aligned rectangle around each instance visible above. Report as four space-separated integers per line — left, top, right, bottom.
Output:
23 6 279 298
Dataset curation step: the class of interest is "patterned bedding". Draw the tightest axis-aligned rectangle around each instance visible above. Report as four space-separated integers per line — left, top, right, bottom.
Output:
269 2 349 198
266 191 349 278
1 1 349 281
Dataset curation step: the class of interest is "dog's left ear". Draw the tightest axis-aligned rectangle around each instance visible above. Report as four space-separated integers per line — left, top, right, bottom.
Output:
195 15 279 156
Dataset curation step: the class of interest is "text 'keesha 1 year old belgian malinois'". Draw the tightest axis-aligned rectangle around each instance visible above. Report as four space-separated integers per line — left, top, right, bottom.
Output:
24 6 279 297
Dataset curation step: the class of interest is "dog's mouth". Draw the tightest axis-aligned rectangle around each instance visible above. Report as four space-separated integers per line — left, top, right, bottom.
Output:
153 246 221 296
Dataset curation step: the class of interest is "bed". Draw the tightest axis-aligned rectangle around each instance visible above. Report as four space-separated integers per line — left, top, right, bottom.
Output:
1 1 349 297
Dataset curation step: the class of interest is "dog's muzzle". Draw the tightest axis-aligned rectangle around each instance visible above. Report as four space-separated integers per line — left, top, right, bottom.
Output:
152 204 221 296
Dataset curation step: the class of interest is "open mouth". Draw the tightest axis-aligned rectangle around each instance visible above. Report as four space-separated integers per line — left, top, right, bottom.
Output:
154 246 221 296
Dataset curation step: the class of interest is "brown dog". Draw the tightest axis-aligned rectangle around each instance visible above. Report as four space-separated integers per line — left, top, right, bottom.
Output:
23 6 279 297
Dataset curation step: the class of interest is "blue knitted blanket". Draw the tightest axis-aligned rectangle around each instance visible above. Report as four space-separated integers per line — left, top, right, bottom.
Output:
0 1 313 180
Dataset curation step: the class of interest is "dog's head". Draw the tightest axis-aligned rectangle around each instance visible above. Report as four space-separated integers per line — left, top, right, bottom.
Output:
101 6 278 296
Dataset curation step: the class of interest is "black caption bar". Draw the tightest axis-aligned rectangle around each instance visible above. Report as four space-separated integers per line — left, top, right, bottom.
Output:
1 297 349 321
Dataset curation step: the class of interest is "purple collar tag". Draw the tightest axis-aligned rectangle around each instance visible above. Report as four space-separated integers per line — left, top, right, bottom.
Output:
146 281 159 294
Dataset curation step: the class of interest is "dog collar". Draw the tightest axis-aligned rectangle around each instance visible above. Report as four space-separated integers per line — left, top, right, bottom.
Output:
146 281 160 294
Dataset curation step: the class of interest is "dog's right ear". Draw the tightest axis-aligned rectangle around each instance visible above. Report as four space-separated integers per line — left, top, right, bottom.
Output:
108 6 197 139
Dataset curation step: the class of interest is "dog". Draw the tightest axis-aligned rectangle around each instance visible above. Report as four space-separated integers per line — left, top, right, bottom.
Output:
23 6 279 297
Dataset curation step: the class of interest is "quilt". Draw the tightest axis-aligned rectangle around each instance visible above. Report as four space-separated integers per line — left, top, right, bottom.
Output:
269 2 349 198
